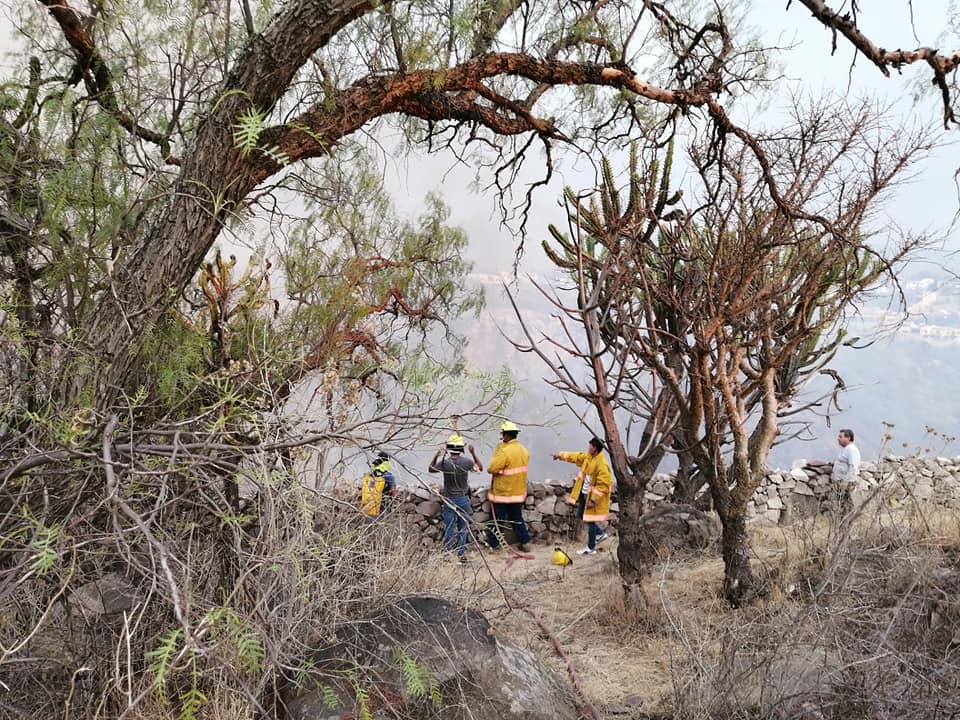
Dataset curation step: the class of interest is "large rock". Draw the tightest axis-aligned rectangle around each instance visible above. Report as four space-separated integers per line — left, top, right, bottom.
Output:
70 572 139 619
536 496 557 515
280 597 578 720
635 503 720 559
415 500 442 516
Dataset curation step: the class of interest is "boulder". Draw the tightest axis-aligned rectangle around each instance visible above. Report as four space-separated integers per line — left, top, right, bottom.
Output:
412 486 434 501
530 483 548 499
70 572 139 619
634 503 720 560
553 500 572 516
280 597 578 720
536 497 557 515
415 500 442 517
790 468 810 482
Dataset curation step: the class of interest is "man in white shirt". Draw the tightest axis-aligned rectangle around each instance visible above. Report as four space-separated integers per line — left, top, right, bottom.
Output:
831 428 861 514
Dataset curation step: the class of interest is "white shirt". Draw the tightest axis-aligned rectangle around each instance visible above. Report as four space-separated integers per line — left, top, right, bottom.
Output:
832 443 861 485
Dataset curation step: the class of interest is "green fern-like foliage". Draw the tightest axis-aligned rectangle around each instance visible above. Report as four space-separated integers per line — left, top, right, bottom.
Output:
233 105 267 157
232 620 265 674
26 516 60 575
393 647 427 699
146 627 184 704
428 672 441 707
391 646 440 706
258 144 290 167
201 607 265 675
322 683 341 710
178 660 207 720
354 683 372 720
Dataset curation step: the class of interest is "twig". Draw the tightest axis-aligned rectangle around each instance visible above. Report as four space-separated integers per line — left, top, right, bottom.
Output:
516 603 604 720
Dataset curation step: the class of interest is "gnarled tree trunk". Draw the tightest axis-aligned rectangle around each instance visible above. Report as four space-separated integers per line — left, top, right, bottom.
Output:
615 450 666 610
717 504 755 607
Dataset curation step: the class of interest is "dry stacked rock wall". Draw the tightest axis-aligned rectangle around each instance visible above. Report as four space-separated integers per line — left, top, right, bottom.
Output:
380 480 597 545
346 455 960 546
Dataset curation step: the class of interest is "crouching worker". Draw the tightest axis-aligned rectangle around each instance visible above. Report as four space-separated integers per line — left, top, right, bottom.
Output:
552 437 612 555
429 435 483 562
360 451 397 517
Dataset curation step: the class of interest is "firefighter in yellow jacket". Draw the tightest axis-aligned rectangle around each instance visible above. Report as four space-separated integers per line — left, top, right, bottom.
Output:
552 437 612 555
486 421 532 551
360 451 397 517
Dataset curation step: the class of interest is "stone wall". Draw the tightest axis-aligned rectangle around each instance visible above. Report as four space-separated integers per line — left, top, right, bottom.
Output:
379 480 598 545
348 455 960 547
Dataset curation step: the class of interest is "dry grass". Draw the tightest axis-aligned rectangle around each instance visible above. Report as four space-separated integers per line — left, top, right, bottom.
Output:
7 462 959 720
370 501 960 719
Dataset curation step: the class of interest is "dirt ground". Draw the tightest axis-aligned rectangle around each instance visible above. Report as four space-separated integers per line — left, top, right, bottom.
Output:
377 507 960 719
386 530 734 716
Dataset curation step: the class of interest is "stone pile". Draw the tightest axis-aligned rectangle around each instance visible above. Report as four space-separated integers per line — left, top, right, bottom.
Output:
336 455 960 546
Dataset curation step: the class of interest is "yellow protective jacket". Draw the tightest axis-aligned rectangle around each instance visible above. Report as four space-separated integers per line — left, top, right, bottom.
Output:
487 439 529 503
557 450 613 522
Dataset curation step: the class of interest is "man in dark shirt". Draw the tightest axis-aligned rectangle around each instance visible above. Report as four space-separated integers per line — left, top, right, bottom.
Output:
429 434 483 562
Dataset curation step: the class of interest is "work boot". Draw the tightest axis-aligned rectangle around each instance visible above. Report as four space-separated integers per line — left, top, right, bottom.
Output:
519 543 532 552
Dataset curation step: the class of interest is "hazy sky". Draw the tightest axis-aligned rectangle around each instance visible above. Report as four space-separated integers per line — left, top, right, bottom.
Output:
373 2 960 466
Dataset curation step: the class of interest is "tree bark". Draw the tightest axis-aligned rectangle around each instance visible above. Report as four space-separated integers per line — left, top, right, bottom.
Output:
614 450 665 610
670 442 701 505
718 506 755 607
65 0 379 409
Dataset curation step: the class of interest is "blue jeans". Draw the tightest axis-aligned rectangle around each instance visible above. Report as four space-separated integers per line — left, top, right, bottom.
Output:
577 494 603 549
442 495 472 558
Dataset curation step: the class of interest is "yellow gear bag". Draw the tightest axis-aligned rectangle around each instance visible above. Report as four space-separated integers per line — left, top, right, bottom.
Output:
360 474 387 516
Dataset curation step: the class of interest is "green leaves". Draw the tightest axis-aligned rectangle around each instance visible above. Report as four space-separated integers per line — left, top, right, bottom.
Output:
391 646 441 706
146 627 185 704
26 516 60 575
200 606 265 674
232 105 267 157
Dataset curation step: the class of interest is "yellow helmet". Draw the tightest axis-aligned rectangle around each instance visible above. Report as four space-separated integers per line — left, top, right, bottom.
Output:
446 434 465 451
500 420 519 433
552 547 573 566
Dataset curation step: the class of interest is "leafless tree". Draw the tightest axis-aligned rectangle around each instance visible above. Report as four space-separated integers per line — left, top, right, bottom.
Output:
537 98 938 606
505 144 686 610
